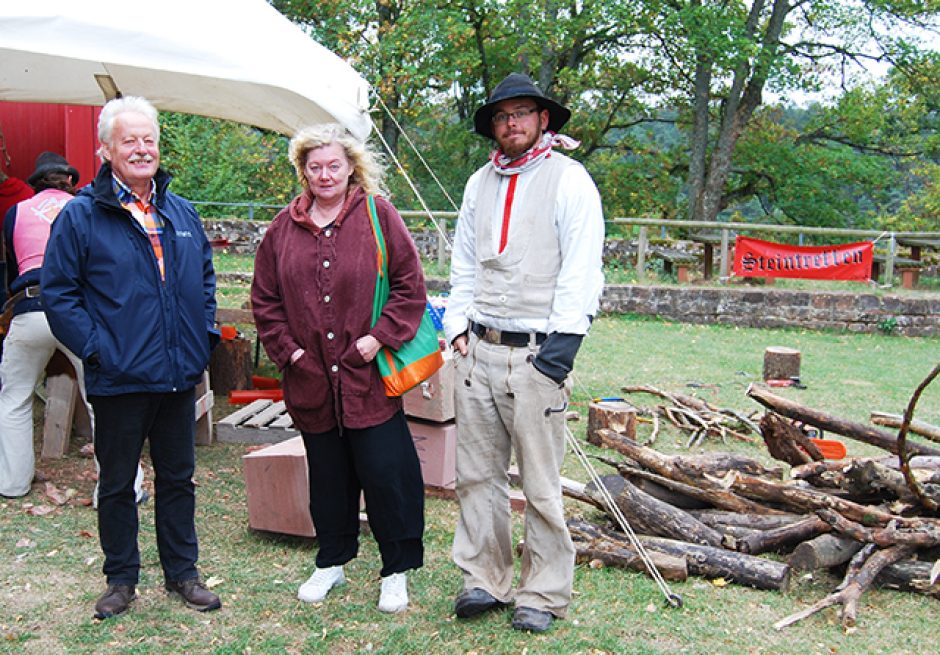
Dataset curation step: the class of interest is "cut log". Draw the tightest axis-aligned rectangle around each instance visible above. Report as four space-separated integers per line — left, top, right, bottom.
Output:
724 470 902 527
746 384 940 458
570 526 688 582
774 544 915 629
815 508 940 548
876 455 940 471
870 411 940 444
587 400 637 445
788 534 864 572
875 558 940 598
595 429 788 515
763 346 800 381
617 465 712 510
759 412 821 466
689 510 805 531
588 475 726 548
568 519 790 591
209 336 253 396
568 519 791 591
735 515 831 556
841 459 940 505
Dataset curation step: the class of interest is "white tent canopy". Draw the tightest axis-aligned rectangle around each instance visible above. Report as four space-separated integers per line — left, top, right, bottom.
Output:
0 0 373 140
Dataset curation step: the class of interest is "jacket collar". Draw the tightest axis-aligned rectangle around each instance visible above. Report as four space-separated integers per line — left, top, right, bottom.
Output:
91 161 173 210
288 185 366 231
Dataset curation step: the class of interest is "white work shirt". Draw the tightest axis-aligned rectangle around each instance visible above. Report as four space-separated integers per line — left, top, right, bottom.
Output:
444 157 605 344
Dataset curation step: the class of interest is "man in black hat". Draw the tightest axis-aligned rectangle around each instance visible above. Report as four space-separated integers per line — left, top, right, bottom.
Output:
443 73 605 632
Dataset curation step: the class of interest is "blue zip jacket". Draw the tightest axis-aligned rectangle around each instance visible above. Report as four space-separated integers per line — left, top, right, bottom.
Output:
41 163 218 396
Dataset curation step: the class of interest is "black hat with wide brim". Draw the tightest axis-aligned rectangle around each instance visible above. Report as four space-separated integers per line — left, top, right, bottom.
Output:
27 151 80 188
473 73 571 140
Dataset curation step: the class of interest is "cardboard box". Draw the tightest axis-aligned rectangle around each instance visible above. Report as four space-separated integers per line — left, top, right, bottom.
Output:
242 436 315 538
403 349 455 423
407 419 457 489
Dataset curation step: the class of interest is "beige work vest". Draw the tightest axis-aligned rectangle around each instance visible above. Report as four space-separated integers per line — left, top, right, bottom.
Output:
472 153 572 321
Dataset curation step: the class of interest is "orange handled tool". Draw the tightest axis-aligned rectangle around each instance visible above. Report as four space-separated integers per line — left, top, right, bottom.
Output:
810 438 847 460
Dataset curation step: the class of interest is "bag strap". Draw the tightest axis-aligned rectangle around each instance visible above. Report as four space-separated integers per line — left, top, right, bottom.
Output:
365 194 388 279
366 195 390 328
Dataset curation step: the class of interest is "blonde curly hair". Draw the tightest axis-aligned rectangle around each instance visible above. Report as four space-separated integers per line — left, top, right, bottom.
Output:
288 124 387 197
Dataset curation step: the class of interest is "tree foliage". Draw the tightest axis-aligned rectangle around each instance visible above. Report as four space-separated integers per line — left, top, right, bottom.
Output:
170 1 938 231
159 113 296 219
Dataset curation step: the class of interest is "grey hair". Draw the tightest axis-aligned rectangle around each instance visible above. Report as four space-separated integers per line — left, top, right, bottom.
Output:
288 124 387 197
96 96 160 158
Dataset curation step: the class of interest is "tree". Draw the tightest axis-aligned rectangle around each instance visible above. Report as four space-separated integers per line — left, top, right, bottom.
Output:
650 0 940 223
251 1 938 231
159 113 296 219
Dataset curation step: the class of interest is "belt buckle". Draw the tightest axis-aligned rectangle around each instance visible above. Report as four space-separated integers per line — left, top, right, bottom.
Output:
25 286 40 299
483 327 501 344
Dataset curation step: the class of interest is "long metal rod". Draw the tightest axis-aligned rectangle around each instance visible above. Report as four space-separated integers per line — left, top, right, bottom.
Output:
564 423 682 608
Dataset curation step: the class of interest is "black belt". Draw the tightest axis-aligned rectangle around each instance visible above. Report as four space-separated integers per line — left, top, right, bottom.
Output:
2 284 40 312
469 321 546 347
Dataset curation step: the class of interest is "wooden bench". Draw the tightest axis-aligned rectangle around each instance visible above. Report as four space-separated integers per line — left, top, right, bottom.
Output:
688 231 723 280
871 254 924 289
650 247 697 283
896 236 940 263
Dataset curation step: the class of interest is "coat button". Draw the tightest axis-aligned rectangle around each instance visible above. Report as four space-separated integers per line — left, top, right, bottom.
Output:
331 364 338 373
324 229 332 237
323 260 330 268
324 295 331 303
327 332 335 340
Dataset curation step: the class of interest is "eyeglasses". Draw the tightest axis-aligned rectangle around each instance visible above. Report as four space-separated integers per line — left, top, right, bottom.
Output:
491 107 539 125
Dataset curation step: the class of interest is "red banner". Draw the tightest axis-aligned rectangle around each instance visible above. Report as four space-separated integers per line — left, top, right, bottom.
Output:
733 236 873 281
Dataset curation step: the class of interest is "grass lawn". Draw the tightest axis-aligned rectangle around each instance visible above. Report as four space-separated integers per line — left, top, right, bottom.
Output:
1 314 938 653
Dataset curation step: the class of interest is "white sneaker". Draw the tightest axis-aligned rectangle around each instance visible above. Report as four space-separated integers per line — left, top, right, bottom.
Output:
377 572 409 613
297 566 345 603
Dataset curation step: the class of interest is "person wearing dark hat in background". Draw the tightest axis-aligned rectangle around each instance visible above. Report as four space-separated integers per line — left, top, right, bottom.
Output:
42 96 221 620
0 152 82 497
0 153 147 502
443 73 604 632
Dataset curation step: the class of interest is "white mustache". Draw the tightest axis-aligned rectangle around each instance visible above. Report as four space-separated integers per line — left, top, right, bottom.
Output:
128 155 154 164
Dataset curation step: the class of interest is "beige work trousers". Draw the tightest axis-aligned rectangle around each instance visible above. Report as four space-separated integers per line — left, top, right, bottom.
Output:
451 332 574 618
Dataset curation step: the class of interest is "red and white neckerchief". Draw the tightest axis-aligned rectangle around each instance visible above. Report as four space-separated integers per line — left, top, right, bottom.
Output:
490 131 580 252
489 131 581 177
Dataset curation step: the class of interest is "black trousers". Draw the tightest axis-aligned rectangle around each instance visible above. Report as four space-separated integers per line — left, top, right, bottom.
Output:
301 410 424 577
90 389 199 585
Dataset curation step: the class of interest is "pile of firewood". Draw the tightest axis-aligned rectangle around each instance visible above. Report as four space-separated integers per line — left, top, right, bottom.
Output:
569 368 940 629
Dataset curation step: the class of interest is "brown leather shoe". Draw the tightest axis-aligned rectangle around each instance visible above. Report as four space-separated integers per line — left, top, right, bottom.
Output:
94 584 136 619
165 577 221 612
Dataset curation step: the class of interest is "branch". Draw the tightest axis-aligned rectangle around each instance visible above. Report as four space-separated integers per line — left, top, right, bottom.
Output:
899 363 940 512
797 131 924 158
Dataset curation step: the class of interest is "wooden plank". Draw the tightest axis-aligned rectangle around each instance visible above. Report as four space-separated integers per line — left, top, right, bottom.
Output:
194 371 215 446
244 400 288 429
270 412 295 429
41 374 78 459
218 399 272 426
216 399 297 444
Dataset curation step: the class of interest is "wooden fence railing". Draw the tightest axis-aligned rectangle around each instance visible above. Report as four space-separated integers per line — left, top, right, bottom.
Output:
398 210 940 288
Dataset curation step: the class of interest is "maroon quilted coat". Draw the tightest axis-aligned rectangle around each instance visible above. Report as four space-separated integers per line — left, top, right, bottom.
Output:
251 186 427 432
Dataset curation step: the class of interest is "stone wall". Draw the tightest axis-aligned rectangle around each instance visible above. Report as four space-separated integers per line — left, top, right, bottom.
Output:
428 279 940 337
600 285 938 337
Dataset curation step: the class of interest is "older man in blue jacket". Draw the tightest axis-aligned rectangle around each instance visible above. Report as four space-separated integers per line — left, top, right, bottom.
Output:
42 96 221 620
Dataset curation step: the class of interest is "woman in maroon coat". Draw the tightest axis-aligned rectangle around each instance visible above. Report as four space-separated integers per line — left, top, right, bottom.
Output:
251 124 426 613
